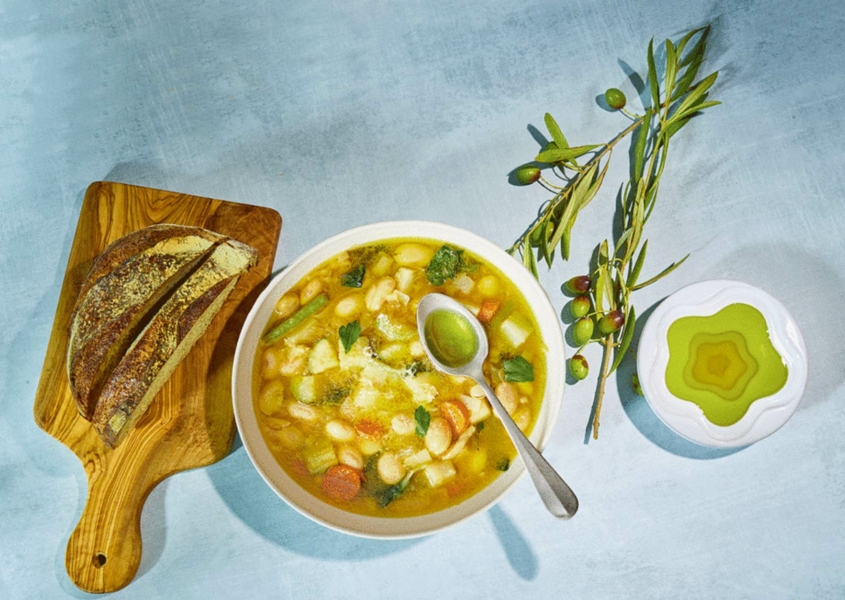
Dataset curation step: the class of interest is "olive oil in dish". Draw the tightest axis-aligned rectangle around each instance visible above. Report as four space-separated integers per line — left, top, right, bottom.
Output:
423 309 479 369
664 303 788 427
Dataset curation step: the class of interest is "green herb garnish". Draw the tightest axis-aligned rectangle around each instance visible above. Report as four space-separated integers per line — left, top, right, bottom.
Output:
506 26 719 440
407 360 429 376
338 320 361 353
503 356 534 383
322 385 351 405
340 264 365 288
378 471 413 507
414 406 431 438
495 458 510 472
424 245 463 286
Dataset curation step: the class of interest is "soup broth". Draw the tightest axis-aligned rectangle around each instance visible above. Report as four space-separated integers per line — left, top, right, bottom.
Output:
253 239 546 517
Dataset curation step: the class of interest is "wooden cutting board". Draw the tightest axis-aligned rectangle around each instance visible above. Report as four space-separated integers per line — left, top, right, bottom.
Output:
33 181 281 594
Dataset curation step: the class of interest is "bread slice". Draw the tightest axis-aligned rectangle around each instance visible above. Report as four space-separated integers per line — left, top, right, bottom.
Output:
67 225 226 419
92 238 258 448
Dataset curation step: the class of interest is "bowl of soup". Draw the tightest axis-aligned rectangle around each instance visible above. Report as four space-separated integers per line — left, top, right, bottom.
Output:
232 221 566 537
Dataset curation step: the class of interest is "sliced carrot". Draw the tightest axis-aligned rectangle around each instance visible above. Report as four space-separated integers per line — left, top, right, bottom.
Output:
477 299 501 323
322 465 362 501
355 419 384 438
441 399 470 436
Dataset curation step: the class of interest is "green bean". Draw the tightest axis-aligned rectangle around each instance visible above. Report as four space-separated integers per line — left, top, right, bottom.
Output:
262 293 328 345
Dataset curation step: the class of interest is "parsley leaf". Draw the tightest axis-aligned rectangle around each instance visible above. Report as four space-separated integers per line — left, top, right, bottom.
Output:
339 320 361 353
414 405 431 438
340 264 365 288
377 471 413 507
503 356 534 382
424 245 463 286
495 458 510 472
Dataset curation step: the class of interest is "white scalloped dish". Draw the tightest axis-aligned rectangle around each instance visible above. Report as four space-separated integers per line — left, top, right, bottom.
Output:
637 280 808 448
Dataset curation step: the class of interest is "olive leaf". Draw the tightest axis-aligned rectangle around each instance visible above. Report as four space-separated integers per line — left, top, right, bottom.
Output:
647 38 660 109
544 113 569 149
631 254 690 290
536 144 601 163
626 239 649 288
609 306 637 375
633 110 652 181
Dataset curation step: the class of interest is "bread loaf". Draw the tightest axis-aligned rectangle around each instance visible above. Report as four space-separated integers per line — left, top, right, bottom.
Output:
67 225 226 419
92 239 257 447
67 224 258 448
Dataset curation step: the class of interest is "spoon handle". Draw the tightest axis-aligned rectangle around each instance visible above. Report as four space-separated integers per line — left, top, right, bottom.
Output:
477 379 579 519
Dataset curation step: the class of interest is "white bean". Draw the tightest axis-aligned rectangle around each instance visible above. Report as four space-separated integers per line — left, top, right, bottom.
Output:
288 402 318 422
358 437 381 456
300 279 324 304
277 426 304 449
337 444 364 470
409 341 425 358
425 417 452 456
274 293 300 319
393 243 434 267
391 413 416 436
259 381 285 416
495 382 519 415
377 452 406 485
262 347 283 380
334 294 364 319
514 406 532 432
325 419 356 442
469 384 485 398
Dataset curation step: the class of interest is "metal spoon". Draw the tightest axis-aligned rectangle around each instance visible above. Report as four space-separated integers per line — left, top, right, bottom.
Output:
416 293 579 519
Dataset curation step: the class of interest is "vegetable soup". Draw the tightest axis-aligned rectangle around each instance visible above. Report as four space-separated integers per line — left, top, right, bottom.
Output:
253 239 546 517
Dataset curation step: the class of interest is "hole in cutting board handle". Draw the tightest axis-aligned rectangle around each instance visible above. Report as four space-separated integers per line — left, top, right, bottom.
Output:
93 553 107 568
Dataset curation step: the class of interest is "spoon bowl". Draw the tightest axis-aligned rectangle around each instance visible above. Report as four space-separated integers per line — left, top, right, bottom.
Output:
417 293 579 519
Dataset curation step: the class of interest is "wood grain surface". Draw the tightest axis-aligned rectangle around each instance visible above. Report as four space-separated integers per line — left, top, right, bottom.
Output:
33 181 281 594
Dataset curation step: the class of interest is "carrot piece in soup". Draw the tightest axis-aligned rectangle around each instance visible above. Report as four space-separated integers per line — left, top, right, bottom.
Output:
322 465 362 501
477 300 501 324
441 399 470 436
355 419 384 438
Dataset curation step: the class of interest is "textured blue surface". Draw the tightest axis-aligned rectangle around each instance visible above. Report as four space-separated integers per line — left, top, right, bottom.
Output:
2 0 844 598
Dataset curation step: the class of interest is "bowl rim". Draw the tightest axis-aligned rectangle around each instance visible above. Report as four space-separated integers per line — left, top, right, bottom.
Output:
637 279 808 448
232 220 566 538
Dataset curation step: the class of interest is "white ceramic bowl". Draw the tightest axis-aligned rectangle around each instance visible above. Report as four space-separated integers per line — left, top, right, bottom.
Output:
637 279 808 448
232 221 566 538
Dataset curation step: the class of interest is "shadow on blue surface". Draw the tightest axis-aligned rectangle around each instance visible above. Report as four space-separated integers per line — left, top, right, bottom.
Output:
487 505 538 581
206 439 422 559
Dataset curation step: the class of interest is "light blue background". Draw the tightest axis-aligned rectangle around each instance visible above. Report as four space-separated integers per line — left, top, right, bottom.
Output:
2 0 844 598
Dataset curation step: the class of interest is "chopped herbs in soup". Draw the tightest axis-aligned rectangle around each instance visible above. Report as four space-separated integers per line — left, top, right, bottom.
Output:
254 239 546 517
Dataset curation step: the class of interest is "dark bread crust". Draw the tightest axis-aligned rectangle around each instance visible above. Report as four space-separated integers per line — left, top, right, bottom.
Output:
76 224 223 300
93 239 258 448
67 225 225 419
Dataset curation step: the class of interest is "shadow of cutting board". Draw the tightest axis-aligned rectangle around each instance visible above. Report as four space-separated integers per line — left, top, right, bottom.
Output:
33 181 281 594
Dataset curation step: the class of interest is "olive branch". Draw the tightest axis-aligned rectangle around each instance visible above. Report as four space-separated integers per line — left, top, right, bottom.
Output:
506 26 720 440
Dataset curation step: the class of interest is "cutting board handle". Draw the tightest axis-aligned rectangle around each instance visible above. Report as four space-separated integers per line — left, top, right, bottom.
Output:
65 460 150 594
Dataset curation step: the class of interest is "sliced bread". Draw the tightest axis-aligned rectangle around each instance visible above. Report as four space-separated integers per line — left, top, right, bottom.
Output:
92 238 258 448
67 225 226 419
